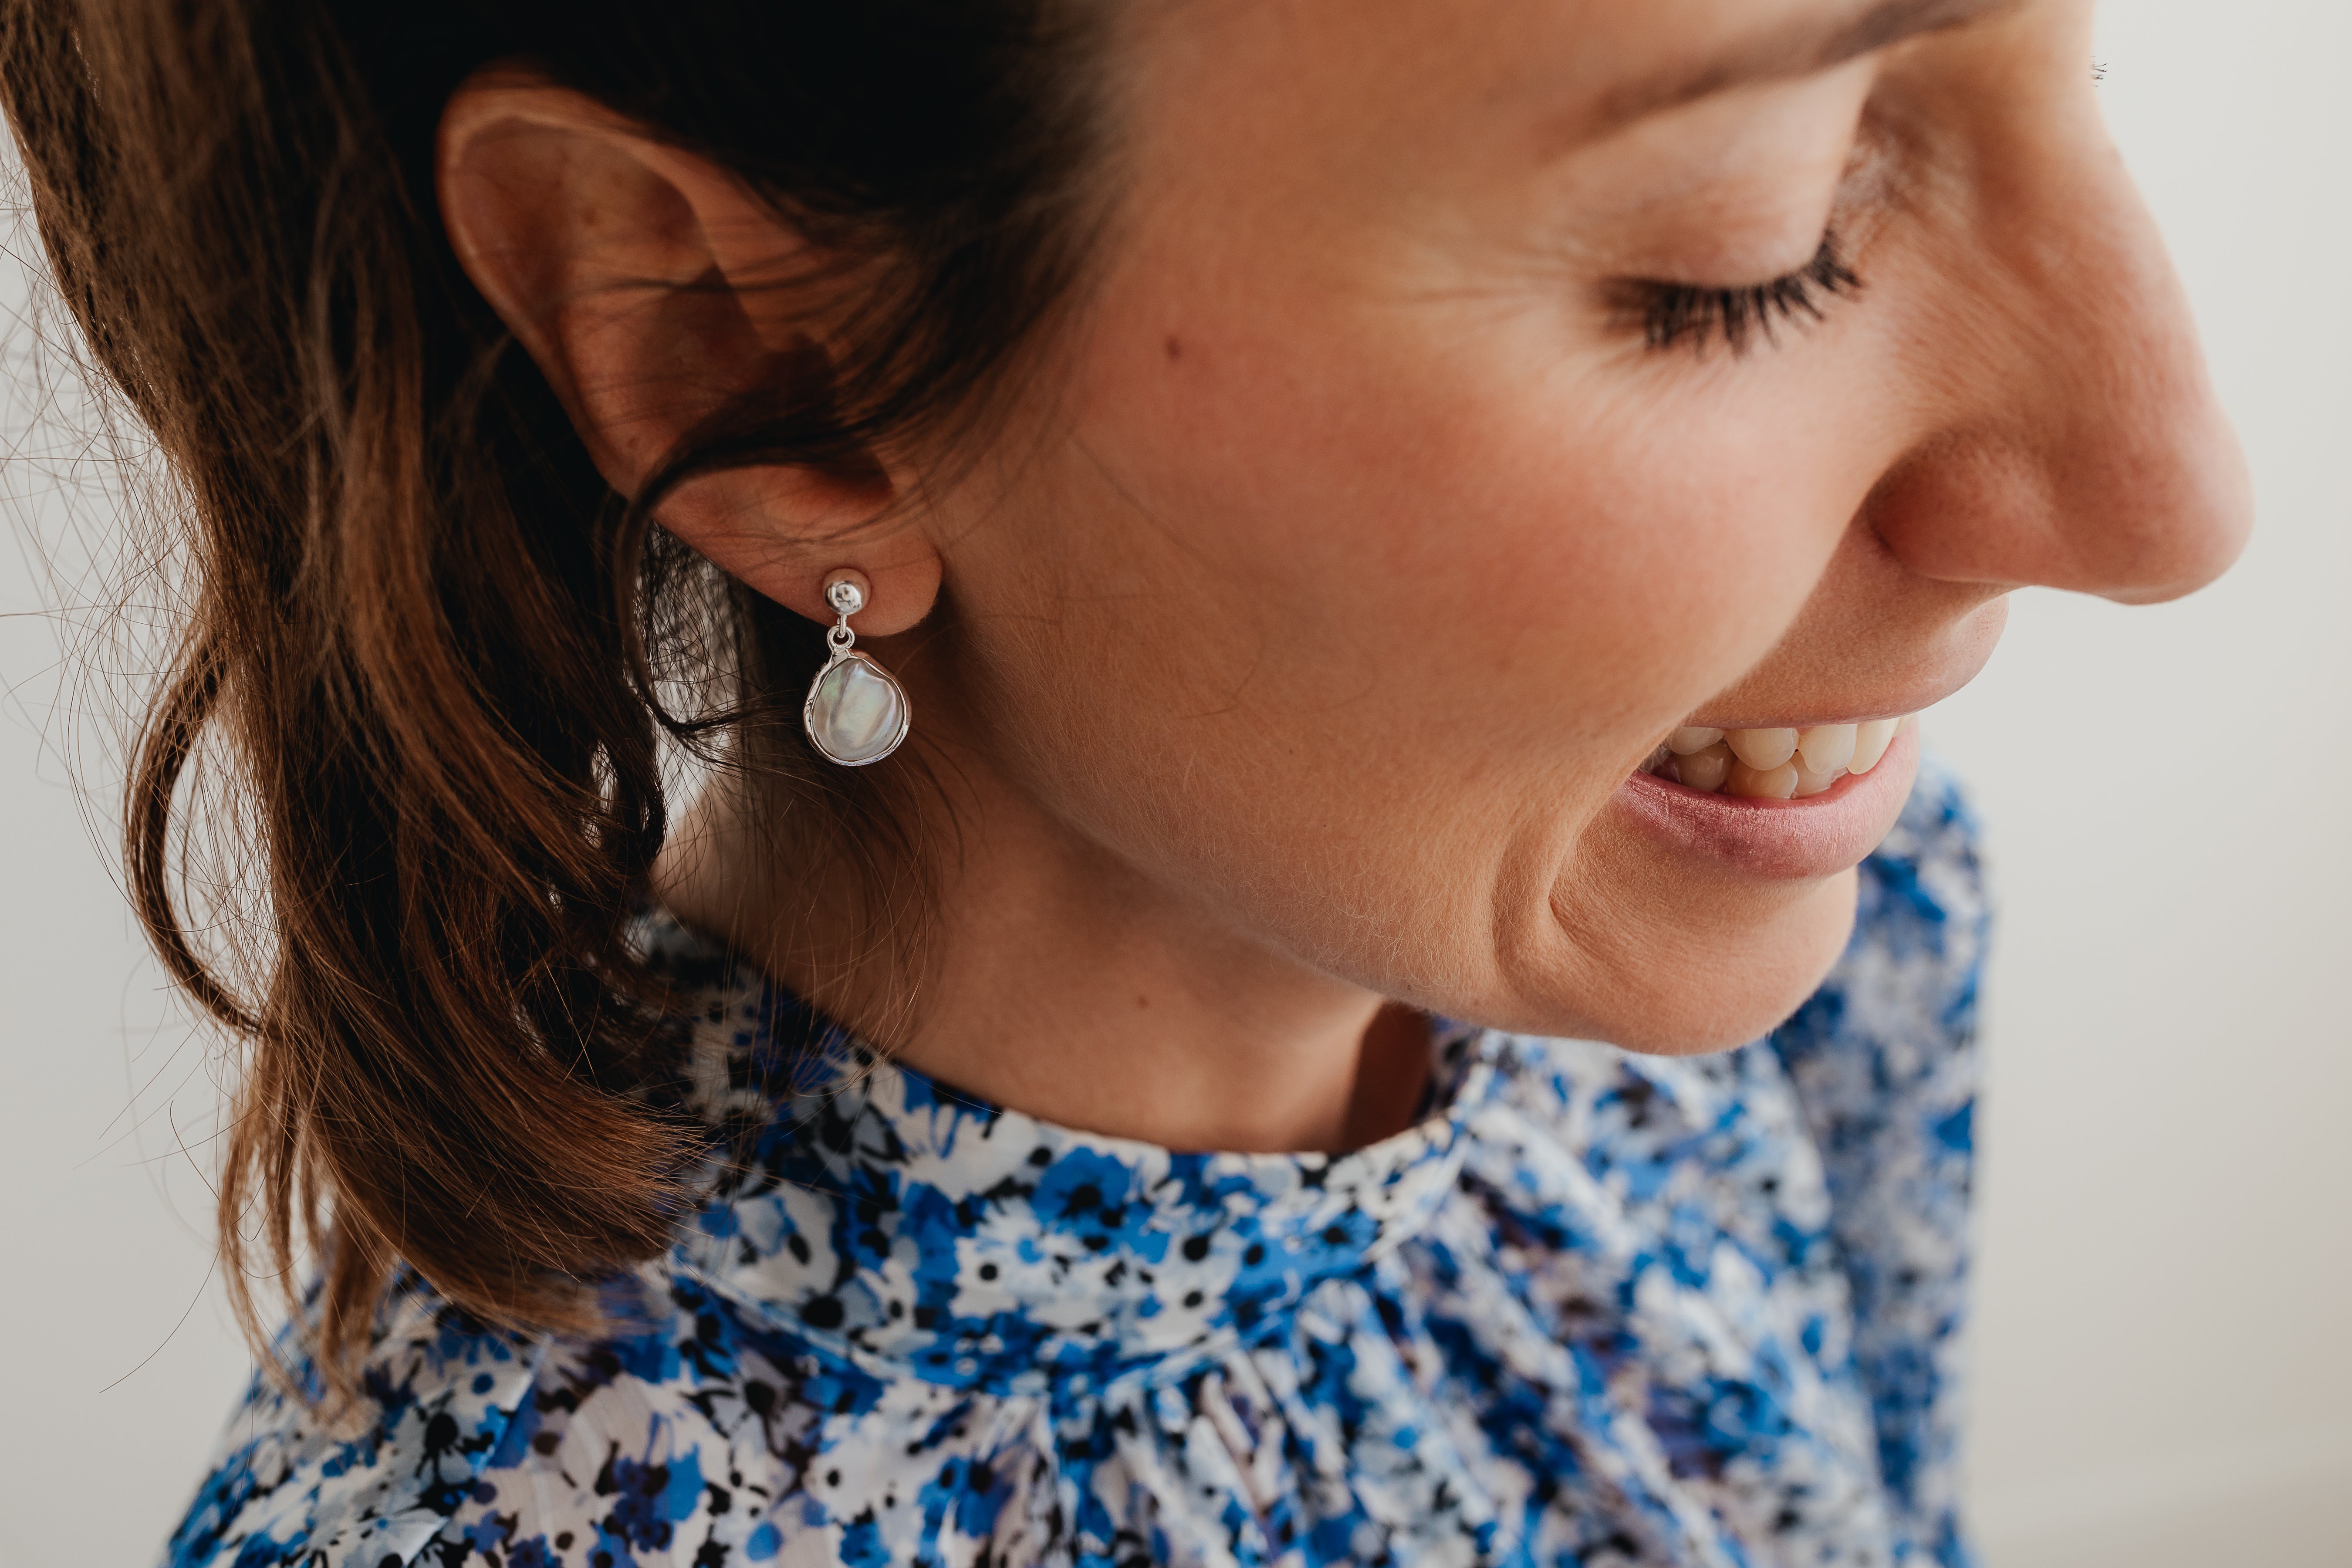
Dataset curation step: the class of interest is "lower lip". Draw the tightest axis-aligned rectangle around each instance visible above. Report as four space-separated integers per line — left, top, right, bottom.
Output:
1610 723 1921 881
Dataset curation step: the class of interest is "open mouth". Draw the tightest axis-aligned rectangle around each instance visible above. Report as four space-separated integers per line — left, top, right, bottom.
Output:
1639 718 1913 800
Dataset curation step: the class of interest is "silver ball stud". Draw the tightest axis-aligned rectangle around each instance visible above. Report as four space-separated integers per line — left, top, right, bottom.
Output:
824 574 867 617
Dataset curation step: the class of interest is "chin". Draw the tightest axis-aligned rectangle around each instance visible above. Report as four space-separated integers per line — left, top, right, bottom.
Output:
1503 867 1862 1057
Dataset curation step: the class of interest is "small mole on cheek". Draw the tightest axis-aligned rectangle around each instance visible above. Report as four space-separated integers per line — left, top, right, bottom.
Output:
1163 335 1183 363
1136 994 1149 1009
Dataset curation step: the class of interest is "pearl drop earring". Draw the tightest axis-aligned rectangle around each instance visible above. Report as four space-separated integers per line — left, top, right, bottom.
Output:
802 570 911 766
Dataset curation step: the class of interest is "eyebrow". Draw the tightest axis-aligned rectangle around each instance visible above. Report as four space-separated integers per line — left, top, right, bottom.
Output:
1594 0 2019 130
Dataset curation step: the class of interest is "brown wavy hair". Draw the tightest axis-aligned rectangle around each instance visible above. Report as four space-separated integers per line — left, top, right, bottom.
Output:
0 0 1106 1386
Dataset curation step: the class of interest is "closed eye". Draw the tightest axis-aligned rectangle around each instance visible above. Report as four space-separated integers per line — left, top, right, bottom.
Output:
1617 232 1860 355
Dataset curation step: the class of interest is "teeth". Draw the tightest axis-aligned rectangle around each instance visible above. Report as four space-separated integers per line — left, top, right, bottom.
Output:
1791 758 1842 797
1675 742 1734 793
1727 759 1800 798
1797 723 1856 775
1642 716 1910 796
1725 727 1798 770
1849 718 1898 775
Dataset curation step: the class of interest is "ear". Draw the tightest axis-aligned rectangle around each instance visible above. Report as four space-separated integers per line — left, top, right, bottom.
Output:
435 76 940 635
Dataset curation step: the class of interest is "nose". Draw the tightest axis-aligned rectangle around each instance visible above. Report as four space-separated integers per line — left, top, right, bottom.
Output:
1865 102 2253 605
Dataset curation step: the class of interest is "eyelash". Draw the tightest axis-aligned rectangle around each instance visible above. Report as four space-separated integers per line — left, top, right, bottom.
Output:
1626 232 1861 355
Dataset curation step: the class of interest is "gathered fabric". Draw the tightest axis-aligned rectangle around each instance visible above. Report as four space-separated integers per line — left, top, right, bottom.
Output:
166 767 1985 1568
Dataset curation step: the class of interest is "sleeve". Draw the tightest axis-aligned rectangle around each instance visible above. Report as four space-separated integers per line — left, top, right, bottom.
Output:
1768 754 1990 1568
161 1275 546 1568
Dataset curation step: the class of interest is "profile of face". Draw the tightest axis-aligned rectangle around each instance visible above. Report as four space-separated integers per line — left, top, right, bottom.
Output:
441 0 2248 1144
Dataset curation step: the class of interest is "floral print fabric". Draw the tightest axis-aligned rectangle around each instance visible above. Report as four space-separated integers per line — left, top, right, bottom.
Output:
164 765 1986 1568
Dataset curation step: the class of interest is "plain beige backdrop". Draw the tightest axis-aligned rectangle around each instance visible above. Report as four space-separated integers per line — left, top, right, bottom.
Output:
2 1 2346 1561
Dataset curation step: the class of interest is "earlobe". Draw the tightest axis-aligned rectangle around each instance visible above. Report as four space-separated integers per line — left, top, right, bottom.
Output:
698 528 945 639
434 74 943 638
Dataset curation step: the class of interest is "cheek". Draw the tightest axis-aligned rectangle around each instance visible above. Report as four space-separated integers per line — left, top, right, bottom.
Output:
1077 297 1875 764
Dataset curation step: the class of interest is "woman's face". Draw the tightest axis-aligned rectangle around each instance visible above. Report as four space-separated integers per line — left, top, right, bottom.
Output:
903 0 2249 1052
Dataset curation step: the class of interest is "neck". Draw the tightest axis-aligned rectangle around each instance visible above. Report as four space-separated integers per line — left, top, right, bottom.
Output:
654 763 1427 1154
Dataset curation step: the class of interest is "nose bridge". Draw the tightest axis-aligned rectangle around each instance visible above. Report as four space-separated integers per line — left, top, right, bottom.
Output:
1869 99 2252 605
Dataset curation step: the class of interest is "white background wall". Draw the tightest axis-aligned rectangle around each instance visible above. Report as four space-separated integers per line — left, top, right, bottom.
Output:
2 1 2345 1562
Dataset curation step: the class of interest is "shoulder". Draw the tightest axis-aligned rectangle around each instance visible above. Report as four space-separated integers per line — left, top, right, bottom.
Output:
164 1277 552 1568
179 1274 987 1568
165 1267 898 1568
166 919 851 1568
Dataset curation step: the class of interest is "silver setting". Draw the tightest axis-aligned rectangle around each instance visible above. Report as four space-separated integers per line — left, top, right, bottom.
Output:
803 571 910 766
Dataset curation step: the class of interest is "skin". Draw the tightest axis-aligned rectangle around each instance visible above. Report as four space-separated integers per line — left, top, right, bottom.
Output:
438 0 2249 1153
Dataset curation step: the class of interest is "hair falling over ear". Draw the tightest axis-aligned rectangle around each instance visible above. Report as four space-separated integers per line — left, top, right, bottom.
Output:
0 0 1104 1394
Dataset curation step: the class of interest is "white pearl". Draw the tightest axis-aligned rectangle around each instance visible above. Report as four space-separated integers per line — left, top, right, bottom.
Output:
807 656 907 764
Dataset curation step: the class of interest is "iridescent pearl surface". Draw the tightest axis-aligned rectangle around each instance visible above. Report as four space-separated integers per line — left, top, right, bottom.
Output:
806 655 907 764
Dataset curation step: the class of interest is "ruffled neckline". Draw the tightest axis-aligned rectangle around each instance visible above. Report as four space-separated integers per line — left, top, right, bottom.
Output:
654 934 1511 1397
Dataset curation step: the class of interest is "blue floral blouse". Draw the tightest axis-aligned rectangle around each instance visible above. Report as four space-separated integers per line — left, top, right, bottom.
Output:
165 766 1986 1568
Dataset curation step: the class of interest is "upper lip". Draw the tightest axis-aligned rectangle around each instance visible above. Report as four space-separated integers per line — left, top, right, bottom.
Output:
1670 662 1985 739
1673 711 1909 731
